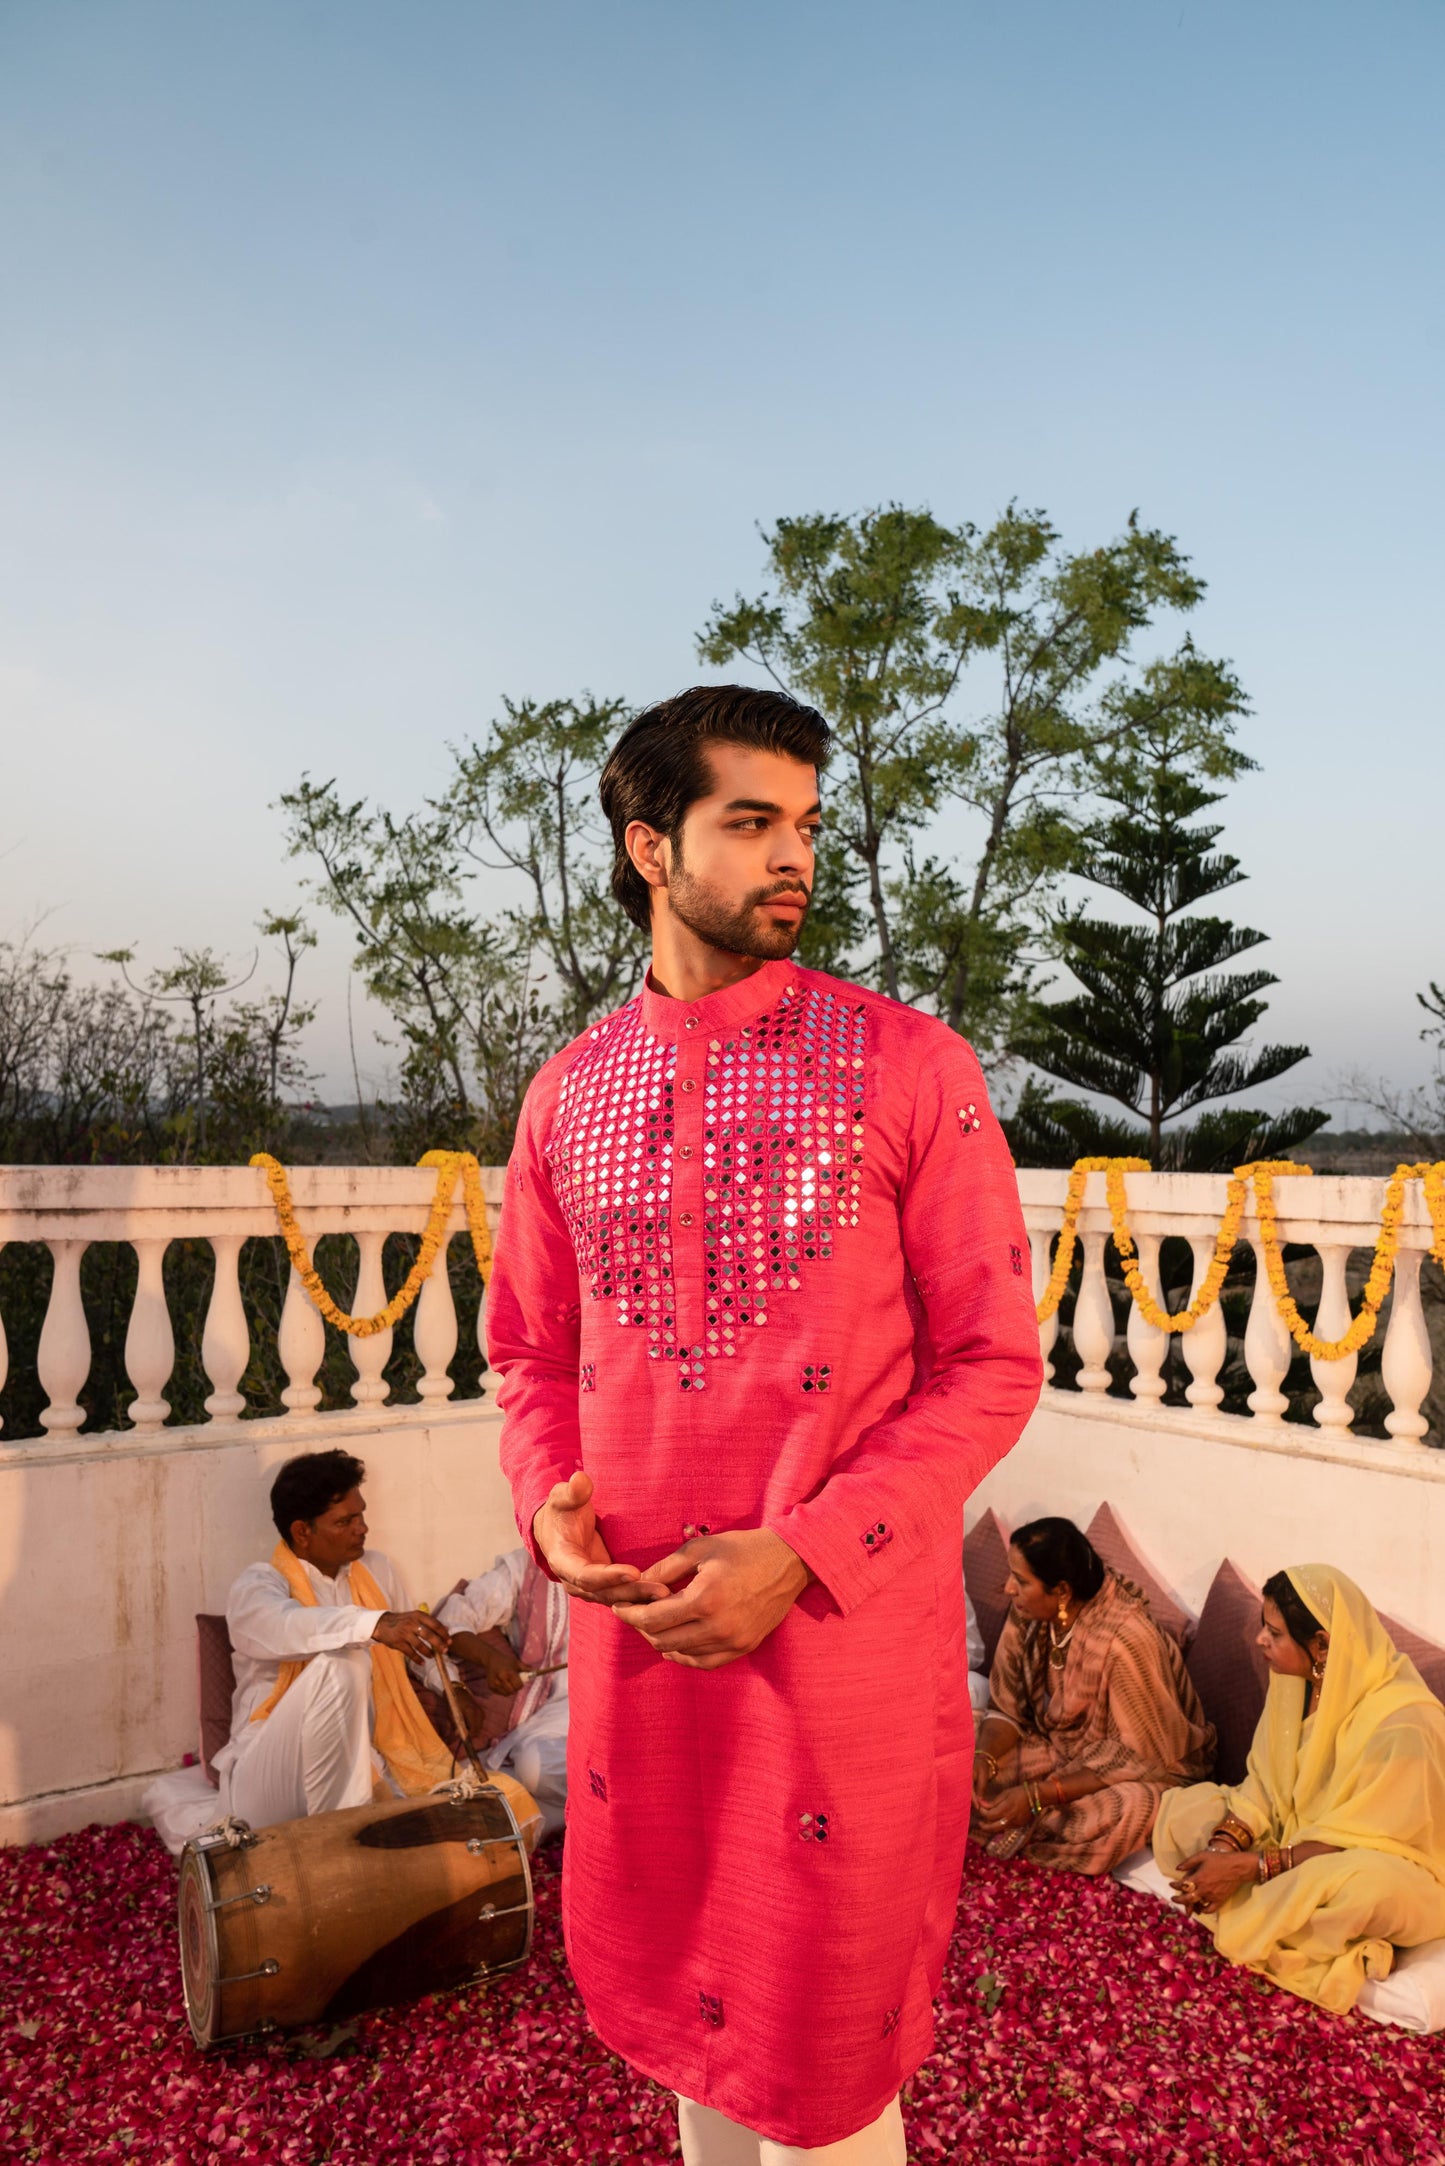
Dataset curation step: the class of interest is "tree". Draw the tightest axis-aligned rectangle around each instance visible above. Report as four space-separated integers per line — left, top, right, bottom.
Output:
282 696 645 1162
698 504 1235 1057
445 696 646 1037
1009 708 1326 1170
99 945 257 1157
0 933 184 1162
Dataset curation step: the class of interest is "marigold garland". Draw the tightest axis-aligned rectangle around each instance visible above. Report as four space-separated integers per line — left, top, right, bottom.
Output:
1035 1155 1445 1362
250 1148 494 1338
1252 1159 1445 1362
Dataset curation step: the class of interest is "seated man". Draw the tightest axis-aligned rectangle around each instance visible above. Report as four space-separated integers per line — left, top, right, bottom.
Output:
414 1548 569 1838
215 1448 455 1827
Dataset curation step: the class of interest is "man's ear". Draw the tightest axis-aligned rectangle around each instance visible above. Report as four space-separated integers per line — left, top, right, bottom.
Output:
288 1519 311 1556
624 819 670 893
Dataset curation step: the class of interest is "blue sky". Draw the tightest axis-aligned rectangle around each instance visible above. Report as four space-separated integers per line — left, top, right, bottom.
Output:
2 1 1441 1110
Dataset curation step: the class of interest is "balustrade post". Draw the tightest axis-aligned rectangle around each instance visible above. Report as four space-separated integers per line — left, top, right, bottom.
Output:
1125 1231 1168 1402
1181 1235 1228 1409
279 1265 326 1413
476 1282 497 1399
414 1238 458 1402
125 1237 174 1432
1029 1229 1060 1384
348 1233 394 1408
1381 1247 1431 1443
38 1240 90 1434
1073 1229 1115 1393
1310 1244 1357 1430
1244 1239 1292 1423
202 1234 250 1420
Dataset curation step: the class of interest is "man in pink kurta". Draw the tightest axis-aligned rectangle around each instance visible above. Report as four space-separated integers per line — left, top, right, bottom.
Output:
487 686 1042 2161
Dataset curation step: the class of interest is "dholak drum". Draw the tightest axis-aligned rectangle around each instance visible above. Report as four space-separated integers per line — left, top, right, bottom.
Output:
178 1775 536 2050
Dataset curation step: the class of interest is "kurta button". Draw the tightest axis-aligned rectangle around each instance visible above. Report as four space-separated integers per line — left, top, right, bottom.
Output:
684 1016 699 1029
681 1078 697 1093
679 1211 695 1226
678 1145 693 1158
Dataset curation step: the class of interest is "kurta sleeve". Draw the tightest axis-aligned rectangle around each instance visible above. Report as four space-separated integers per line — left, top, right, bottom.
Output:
487 1067 585 1569
436 1551 528 1637
765 1036 1042 1617
225 1565 380 1662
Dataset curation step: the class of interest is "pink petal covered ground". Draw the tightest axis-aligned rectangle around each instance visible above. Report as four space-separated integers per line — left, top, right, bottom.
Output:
2 1826 1443 2165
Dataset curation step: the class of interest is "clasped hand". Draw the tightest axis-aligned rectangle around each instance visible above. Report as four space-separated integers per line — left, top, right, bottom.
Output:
973 1784 1033 1833
533 1471 812 1670
1169 1848 1258 1913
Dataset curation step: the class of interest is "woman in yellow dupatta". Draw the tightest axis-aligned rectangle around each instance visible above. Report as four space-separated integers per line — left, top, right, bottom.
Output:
1154 1565 1445 2013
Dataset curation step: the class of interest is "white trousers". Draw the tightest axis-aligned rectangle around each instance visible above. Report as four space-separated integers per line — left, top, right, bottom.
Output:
677 2096 906 2165
224 1647 375 1827
491 1694 569 1840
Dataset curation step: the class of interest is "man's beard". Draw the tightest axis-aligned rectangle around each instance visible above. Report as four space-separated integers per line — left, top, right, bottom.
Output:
665 855 811 961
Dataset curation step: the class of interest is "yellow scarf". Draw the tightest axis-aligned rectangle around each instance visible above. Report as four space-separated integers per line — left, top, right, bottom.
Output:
250 1541 454 1798
1246 1564 1445 1886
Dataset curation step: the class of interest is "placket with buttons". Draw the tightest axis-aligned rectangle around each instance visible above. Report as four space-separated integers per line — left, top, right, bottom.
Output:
671 1010 706 1392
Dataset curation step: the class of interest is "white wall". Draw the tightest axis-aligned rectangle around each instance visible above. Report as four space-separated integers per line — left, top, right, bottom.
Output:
973 1390 1445 1643
0 1404 517 1844
6 1386 1444 1846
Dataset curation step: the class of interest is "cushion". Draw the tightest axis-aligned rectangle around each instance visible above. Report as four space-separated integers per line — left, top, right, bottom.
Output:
196 1613 237 1789
1085 1503 1193 1650
963 1509 1013 1673
1379 1612 1445 1710
1185 1559 1271 1786
1357 1937 1445 2035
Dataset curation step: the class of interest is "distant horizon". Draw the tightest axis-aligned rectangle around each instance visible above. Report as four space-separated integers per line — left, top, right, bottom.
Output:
3 1 1441 1116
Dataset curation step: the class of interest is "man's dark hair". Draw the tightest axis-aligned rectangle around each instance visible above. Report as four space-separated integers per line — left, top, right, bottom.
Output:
1010 1516 1107 1603
599 684 833 931
1262 1570 1324 1652
271 1449 367 1545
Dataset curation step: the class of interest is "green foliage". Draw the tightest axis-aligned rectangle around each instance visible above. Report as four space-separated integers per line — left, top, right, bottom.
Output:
446 695 646 1036
699 504 1234 1058
1008 706 1326 1167
282 697 646 1163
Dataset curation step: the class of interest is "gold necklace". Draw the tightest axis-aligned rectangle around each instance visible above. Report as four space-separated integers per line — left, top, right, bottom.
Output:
1048 1612 1076 1669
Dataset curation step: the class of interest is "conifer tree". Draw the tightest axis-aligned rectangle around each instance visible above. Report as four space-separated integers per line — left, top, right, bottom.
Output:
1009 709 1326 1170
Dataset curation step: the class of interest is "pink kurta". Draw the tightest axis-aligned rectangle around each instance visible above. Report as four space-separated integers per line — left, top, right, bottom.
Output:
487 959 1042 2147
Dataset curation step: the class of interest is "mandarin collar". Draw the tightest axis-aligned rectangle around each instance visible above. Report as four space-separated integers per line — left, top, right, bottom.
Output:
639 958 799 1044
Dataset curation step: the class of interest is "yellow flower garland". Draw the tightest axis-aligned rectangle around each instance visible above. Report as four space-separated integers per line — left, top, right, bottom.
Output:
250 1149 494 1338
1035 1155 1445 1361
1034 1158 1143 1323
1252 1160 1445 1362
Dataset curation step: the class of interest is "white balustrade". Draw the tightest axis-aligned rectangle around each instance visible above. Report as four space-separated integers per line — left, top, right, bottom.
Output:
1029 1229 1060 1384
1243 1239 1292 1423
1013 1166 1441 1455
1072 1229 1116 1392
279 1264 327 1412
125 1237 175 1431
1382 1249 1432 1443
414 1243 459 1402
347 1233 394 1408
202 1235 250 1419
38 1240 90 1434
1309 1244 1358 1431
0 1164 1436 1455
477 1282 497 1399
1181 1234 1228 1410
1124 1231 1167 1403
